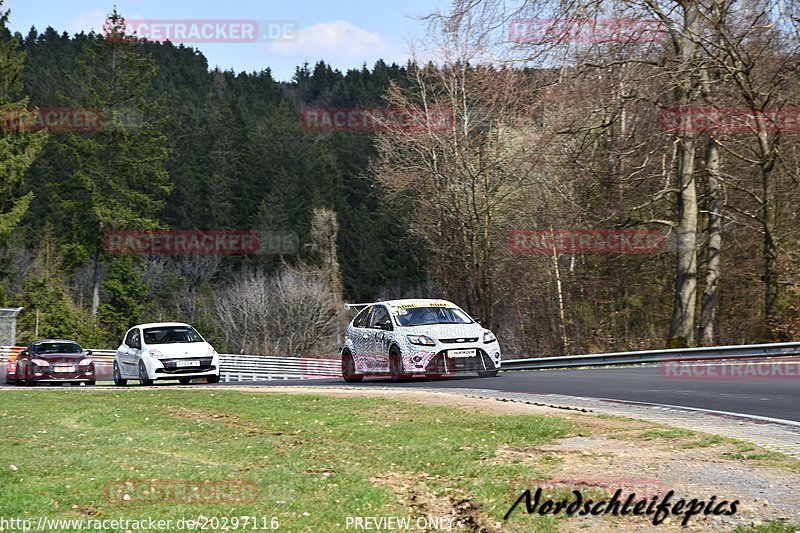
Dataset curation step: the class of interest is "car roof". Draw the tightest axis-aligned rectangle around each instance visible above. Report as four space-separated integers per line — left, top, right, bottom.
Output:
380 299 458 308
32 339 81 344
130 322 192 329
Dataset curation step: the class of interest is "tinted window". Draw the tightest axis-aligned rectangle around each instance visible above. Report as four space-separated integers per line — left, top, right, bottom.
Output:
124 329 136 346
394 307 473 327
370 306 391 328
32 342 83 355
143 326 204 344
353 306 373 328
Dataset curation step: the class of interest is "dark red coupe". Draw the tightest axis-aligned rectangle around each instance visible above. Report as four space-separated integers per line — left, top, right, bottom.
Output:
13 340 95 386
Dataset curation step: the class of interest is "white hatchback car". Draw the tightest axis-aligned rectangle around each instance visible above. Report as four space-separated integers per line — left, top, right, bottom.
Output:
341 299 501 382
113 322 220 386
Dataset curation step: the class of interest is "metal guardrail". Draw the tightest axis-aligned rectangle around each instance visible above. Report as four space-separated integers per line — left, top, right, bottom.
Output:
0 347 340 382
218 354 340 382
499 341 800 371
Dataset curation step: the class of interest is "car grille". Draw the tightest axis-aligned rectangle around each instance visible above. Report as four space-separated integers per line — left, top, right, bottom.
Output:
424 349 494 373
155 357 214 374
439 337 478 344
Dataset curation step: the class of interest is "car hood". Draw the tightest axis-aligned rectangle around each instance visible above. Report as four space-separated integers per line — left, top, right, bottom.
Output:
32 353 86 361
401 323 486 341
147 342 214 358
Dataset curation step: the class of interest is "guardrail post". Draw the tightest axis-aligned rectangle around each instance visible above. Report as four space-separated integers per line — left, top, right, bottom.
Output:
238 371 242 382
224 372 230 383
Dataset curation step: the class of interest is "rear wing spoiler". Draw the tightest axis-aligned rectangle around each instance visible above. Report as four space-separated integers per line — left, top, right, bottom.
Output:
343 302 376 311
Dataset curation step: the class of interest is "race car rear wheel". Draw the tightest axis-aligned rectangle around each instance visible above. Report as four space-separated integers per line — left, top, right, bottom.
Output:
389 348 410 383
113 361 127 386
341 350 363 383
478 370 499 377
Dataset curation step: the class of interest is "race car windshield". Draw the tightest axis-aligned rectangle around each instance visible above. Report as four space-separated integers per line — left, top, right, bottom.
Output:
33 342 83 354
143 326 204 344
394 307 473 327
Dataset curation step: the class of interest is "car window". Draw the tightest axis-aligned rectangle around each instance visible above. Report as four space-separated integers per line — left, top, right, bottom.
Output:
370 305 391 328
130 330 141 348
353 306 372 328
32 342 83 355
394 306 473 327
143 326 203 344
124 329 136 346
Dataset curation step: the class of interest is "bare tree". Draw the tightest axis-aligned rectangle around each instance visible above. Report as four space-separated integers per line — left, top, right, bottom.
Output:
211 266 338 356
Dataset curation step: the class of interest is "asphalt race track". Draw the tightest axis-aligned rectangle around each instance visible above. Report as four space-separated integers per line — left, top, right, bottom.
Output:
4 362 797 424
221 364 800 424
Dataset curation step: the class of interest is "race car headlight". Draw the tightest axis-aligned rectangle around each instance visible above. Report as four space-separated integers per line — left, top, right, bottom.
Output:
79 358 93 366
482 330 497 344
407 335 435 346
30 358 50 367
149 349 166 359
206 346 218 356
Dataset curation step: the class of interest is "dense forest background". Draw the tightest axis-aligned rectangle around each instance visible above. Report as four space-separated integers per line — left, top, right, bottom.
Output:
1 2 799 356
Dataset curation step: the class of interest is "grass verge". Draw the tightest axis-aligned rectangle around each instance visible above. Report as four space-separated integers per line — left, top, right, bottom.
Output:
0 389 574 532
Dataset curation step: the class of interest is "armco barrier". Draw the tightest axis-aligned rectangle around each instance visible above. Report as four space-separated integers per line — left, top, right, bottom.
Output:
218 354 340 382
0 347 339 383
500 341 800 371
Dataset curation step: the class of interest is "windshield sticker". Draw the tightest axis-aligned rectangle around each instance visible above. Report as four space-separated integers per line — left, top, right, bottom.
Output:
394 302 454 310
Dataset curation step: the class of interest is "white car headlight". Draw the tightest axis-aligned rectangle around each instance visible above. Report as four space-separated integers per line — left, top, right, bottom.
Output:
407 335 436 346
482 330 497 344
149 349 166 359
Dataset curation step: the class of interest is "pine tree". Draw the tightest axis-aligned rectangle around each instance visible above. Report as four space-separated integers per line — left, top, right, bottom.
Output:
63 8 172 315
0 3 47 235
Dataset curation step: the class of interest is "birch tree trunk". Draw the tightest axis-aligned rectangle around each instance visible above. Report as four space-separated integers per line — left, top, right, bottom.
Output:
700 137 721 346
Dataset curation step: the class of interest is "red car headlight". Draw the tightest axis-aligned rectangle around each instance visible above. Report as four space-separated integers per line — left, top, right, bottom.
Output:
30 358 50 367
79 358 93 366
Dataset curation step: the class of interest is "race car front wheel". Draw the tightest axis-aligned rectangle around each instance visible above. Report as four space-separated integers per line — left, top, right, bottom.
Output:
138 361 154 386
389 348 410 383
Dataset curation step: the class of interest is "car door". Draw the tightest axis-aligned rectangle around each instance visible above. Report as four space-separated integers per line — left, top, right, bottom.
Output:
350 306 373 368
368 305 392 372
16 347 31 382
119 328 141 377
